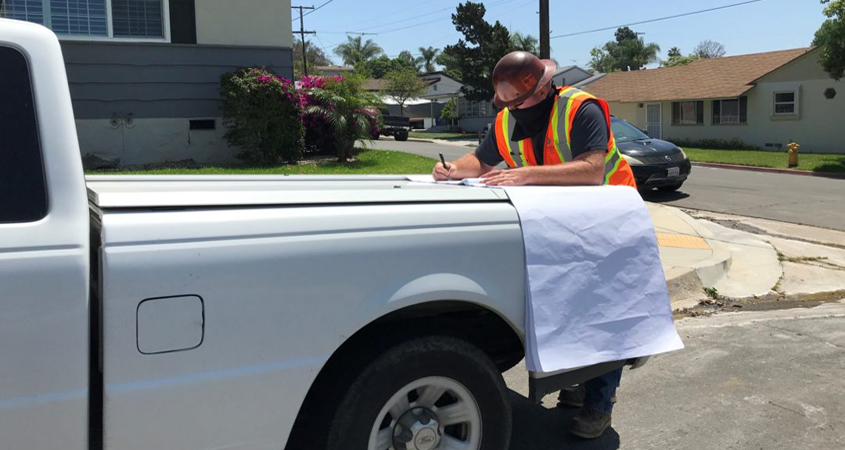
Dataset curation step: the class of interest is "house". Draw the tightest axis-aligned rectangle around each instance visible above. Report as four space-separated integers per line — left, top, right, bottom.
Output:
315 65 353 77
552 65 594 87
582 48 844 154
376 72 460 129
1 0 294 165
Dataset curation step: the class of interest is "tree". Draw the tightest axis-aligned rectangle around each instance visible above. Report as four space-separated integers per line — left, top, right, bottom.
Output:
602 27 660 71
417 46 440 73
355 55 417 79
440 97 459 130
304 76 381 161
442 2 514 101
435 52 463 80
382 68 427 117
693 40 726 59
398 50 423 72
334 36 384 66
663 46 699 67
293 38 332 79
510 31 539 53
588 46 616 73
814 0 845 80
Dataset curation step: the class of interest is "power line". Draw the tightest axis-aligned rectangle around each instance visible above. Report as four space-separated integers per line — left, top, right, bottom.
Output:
351 0 518 33
293 0 334 22
550 0 764 39
342 1 453 30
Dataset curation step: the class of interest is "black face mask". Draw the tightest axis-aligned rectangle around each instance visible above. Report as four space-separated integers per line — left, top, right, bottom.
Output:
509 91 556 135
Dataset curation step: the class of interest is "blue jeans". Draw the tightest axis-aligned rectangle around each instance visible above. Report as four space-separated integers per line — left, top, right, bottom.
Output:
583 367 623 415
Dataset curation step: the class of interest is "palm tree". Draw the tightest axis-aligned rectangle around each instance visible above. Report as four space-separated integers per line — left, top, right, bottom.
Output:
334 36 384 67
398 50 423 72
416 46 440 73
510 32 539 54
303 80 381 161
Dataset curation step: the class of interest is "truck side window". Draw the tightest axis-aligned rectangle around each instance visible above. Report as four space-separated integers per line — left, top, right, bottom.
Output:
0 46 48 223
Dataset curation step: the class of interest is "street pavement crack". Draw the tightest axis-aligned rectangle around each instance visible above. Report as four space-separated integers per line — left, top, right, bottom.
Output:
767 400 808 418
761 322 845 350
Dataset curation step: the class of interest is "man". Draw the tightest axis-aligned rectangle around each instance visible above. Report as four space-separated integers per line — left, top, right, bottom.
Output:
433 51 636 439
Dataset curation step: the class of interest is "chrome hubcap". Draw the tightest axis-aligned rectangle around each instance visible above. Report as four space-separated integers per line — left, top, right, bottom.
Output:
369 376 482 450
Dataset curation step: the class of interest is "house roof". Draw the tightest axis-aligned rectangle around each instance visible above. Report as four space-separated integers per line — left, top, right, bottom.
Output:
553 65 576 76
574 73 606 88
583 48 812 102
315 65 353 72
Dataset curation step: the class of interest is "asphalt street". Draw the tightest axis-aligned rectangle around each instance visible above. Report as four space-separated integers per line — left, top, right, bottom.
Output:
503 302 845 450
644 165 845 231
372 138 845 231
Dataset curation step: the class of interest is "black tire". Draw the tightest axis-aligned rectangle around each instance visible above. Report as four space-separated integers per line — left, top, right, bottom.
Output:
325 336 512 450
657 182 684 192
395 129 409 141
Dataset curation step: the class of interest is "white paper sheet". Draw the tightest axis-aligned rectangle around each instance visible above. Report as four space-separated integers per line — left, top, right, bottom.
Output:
503 186 684 372
405 175 487 186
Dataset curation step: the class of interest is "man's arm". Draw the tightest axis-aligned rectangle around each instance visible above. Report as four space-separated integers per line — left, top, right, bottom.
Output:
433 151 495 180
480 150 604 186
483 101 608 186
433 127 501 180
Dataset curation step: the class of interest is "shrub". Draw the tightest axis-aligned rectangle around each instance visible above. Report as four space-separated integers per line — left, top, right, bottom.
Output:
302 75 381 161
220 67 304 165
300 75 337 155
669 137 760 151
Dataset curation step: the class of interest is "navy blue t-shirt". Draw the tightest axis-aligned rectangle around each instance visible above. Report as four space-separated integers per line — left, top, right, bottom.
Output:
475 100 609 167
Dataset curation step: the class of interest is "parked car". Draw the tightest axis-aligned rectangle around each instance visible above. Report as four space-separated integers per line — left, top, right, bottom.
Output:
611 116 692 192
2 20 652 450
377 107 410 141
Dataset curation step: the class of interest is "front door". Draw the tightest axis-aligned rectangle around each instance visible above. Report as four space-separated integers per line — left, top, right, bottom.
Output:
646 103 662 139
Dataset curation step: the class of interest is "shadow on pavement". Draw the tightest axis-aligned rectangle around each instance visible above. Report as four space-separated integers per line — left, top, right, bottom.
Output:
639 189 690 203
510 391 620 450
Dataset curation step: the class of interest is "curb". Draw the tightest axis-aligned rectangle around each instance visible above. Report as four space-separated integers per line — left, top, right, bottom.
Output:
692 162 845 180
405 138 435 144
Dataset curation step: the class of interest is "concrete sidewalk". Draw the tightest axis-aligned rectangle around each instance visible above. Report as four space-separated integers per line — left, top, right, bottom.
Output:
652 204 845 310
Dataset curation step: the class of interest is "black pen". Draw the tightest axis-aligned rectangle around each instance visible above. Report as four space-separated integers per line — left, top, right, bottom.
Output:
439 153 451 180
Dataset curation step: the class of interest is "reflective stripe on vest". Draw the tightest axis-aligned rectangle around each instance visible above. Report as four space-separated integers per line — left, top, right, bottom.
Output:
495 86 636 187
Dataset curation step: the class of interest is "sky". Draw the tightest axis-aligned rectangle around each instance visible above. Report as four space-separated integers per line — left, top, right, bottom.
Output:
297 0 829 69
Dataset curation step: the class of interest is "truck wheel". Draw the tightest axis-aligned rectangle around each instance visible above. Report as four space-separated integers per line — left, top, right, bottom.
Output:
395 130 409 141
326 336 511 450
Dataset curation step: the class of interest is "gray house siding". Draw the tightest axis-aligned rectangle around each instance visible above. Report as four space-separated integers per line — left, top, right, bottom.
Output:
61 41 293 120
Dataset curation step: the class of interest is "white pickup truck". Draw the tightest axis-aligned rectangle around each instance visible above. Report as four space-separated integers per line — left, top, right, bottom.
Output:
0 20 649 450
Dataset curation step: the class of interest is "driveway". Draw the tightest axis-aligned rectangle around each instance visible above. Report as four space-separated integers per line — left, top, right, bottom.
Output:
504 302 845 449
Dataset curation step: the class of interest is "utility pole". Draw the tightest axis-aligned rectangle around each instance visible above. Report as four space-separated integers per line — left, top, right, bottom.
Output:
292 5 316 77
539 0 550 59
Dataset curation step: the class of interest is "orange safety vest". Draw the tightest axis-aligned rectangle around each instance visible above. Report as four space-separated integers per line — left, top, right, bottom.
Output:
494 86 637 188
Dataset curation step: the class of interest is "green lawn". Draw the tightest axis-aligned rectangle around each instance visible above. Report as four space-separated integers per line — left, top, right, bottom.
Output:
408 131 478 141
684 148 845 174
91 149 435 175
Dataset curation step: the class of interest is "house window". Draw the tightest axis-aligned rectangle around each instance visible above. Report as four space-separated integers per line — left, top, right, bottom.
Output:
671 101 704 125
713 97 748 124
774 91 796 115
1 0 166 39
